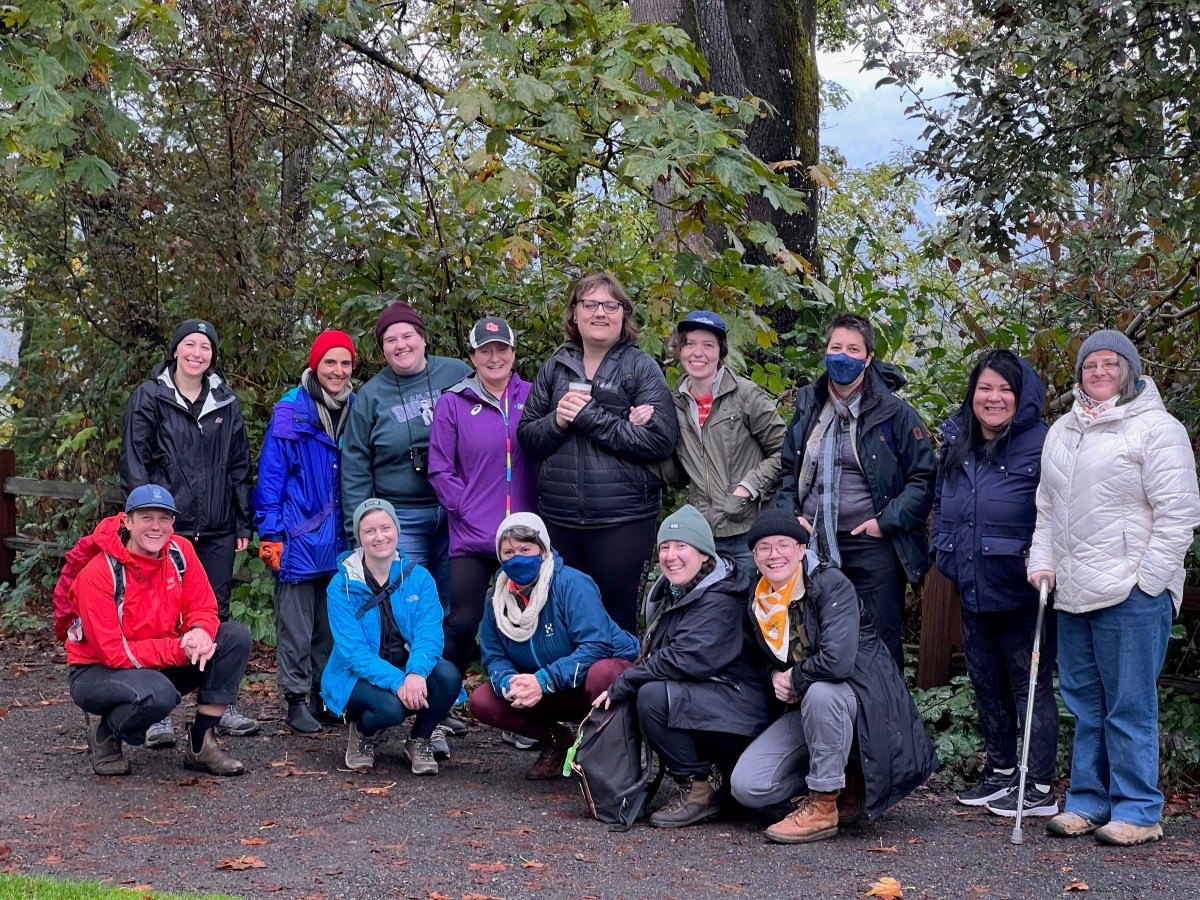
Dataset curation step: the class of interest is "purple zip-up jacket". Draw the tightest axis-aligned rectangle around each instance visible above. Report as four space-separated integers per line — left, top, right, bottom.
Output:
428 372 538 558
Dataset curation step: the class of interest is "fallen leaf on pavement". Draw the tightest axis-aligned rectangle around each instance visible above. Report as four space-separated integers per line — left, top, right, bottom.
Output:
260 820 278 828
906 838 924 845
240 837 268 846
261 886 285 892
428 892 452 900
1064 880 1089 892
521 860 546 869
468 862 508 873
462 894 501 900
447 808 474 817
869 843 899 853
864 876 906 899
217 855 267 871
718 885 746 893
357 782 396 796
496 826 534 836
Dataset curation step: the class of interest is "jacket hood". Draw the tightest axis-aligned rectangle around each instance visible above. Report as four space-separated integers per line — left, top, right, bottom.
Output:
811 359 905 406
645 553 753 622
1071 374 1166 426
337 546 409 588
943 355 1045 443
446 372 527 404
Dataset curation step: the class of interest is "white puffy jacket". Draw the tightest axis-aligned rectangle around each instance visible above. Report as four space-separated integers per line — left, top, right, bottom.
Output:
1029 376 1200 614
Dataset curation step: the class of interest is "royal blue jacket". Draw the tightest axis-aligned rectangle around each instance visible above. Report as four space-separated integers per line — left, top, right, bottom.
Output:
932 357 1047 613
321 549 447 716
480 553 639 695
253 385 354 582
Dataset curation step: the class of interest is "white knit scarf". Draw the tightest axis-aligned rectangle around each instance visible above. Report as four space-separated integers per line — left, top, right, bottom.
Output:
491 553 557 642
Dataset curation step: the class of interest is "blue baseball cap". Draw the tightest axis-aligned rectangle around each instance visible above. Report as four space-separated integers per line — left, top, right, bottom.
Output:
677 310 727 338
125 484 179 514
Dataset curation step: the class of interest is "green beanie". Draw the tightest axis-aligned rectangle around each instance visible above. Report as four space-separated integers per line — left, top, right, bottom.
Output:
657 504 717 559
352 498 399 539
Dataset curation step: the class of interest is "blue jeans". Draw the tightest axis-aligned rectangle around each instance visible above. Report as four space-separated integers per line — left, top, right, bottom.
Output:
393 505 450 613
344 659 462 739
1057 586 1172 826
714 534 754 576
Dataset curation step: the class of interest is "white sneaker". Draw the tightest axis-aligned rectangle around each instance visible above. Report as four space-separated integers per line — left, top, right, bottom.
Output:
217 704 259 736
501 730 539 750
144 715 177 749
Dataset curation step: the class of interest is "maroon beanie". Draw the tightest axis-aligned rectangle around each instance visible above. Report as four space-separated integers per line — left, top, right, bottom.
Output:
374 299 426 346
308 330 356 371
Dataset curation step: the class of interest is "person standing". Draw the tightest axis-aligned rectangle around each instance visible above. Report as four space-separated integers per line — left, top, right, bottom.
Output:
340 297 470 608
518 273 677 633
428 316 537 676
254 330 357 734
1029 330 1200 846
933 349 1058 817
121 318 258 746
774 313 936 670
660 310 786 570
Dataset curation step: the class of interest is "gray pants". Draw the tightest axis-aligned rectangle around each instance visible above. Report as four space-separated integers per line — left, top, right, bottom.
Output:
731 680 857 807
275 575 334 697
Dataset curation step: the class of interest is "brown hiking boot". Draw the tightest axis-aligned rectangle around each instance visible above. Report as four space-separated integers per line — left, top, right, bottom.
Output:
838 761 865 826
525 725 573 781
183 728 245 776
766 791 840 844
86 714 129 776
650 771 722 828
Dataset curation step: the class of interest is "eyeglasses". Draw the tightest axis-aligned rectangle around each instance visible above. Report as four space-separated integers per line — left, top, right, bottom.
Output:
752 539 800 559
1081 360 1121 373
579 299 622 313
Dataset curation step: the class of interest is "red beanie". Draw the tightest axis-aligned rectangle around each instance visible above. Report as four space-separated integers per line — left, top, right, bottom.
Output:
308 330 356 371
374 299 426 346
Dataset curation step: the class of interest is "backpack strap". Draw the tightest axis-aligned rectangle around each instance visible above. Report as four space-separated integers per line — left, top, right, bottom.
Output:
355 561 416 620
104 553 143 669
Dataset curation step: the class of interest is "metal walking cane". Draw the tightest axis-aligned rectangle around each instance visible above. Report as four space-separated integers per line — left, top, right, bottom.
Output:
1012 576 1051 844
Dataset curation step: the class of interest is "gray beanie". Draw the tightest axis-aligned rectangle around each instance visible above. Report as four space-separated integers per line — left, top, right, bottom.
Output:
495 511 552 558
352 498 399 539
1076 330 1141 381
657 504 717 559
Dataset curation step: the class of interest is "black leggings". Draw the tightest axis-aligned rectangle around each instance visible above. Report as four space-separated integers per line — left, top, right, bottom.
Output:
547 516 657 634
444 555 497 673
636 680 752 778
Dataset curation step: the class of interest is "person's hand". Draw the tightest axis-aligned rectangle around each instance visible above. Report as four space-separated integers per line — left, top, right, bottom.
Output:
772 668 799 704
1028 569 1055 593
554 392 591 429
850 518 883 538
732 485 752 499
506 673 543 708
398 673 429 710
258 540 283 572
592 690 611 710
235 536 249 553
180 628 217 672
629 404 654 426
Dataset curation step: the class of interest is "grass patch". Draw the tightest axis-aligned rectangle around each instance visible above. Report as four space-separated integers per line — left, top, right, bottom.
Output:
0 874 238 900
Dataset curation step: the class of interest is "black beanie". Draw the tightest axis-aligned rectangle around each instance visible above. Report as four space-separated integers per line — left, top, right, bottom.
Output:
170 318 219 355
746 509 811 551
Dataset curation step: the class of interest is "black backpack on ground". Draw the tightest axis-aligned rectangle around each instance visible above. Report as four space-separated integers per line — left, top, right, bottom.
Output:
567 701 662 831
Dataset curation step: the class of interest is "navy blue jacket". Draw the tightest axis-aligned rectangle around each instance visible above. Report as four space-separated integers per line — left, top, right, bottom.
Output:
253 385 355 582
932 357 1047 613
480 553 639 695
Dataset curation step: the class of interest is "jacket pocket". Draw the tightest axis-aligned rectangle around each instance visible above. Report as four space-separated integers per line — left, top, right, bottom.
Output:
980 535 1030 557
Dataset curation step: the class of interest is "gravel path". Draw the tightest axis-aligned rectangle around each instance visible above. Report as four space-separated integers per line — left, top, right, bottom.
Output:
3 635 1200 899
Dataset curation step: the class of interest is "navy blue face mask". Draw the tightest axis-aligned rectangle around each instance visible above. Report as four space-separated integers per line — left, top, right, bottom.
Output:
500 553 543 585
824 353 867 386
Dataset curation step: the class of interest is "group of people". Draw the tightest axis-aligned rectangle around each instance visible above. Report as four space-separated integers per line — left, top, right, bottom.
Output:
61 273 1200 848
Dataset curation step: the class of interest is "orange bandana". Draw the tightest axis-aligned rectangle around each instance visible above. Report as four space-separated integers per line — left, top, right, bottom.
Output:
754 571 802 662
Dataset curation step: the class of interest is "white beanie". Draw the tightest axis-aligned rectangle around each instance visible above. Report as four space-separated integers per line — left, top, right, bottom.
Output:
495 512 552 558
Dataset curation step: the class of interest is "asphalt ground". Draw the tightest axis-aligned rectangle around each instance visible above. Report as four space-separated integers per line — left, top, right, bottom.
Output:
3 635 1200 900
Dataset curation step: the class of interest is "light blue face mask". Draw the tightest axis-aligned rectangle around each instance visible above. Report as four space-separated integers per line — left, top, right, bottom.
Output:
824 352 867 385
500 553 543 585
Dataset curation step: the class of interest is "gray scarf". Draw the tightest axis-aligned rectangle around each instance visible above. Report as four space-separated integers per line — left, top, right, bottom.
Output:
803 390 862 567
302 368 351 442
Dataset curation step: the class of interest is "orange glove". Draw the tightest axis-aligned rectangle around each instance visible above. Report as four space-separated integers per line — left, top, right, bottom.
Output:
258 540 283 572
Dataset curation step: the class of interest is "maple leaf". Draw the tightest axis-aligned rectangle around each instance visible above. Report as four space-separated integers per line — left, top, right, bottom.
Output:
1064 880 1089 892
864 876 906 899
240 837 268 846
216 855 267 871
468 861 509 873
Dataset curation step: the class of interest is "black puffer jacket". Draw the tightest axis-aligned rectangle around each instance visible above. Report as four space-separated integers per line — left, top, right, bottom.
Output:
120 363 253 540
607 558 771 738
518 341 677 526
750 559 938 822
